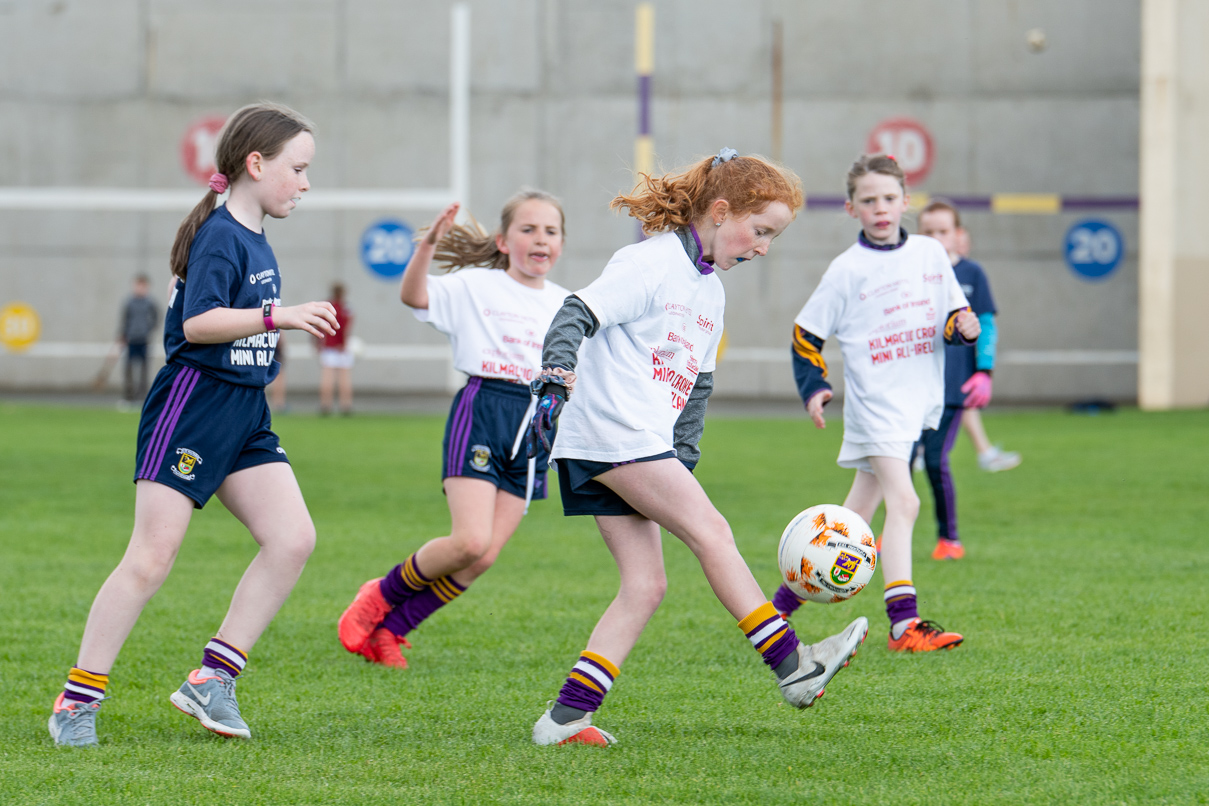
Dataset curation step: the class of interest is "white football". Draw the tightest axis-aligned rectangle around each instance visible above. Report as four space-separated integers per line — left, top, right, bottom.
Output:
778 504 877 604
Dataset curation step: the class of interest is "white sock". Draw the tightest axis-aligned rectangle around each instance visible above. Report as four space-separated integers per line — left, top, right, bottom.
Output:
891 618 915 640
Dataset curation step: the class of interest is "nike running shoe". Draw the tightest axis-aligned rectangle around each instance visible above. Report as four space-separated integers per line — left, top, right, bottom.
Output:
169 668 251 739
359 628 410 669
48 693 101 747
931 539 965 561
887 618 963 652
779 616 869 709
338 577 392 654
532 707 616 747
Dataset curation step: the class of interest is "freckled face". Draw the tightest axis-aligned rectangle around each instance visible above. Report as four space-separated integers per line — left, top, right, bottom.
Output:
498 199 564 286
709 201 794 271
255 131 314 219
846 172 908 245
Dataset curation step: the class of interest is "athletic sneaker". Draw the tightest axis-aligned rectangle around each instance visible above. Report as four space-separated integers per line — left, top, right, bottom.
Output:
532 706 616 747
779 616 869 709
359 627 410 669
169 668 251 739
48 693 102 747
338 577 392 654
978 446 1022 473
887 618 963 652
931 539 965 561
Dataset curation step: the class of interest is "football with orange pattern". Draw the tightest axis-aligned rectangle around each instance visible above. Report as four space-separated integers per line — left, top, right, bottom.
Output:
777 504 876 603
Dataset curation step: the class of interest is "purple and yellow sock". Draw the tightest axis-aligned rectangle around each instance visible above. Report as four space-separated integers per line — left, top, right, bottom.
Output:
739 602 800 673
63 667 108 705
885 580 919 637
380 575 467 638
379 553 432 606
556 650 620 715
772 584 805 618
201 638 248 678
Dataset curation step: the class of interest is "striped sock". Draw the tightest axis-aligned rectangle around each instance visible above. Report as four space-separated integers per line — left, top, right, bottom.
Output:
201 638 248 678
63 667 108 705
379 553 433 606
739 602 800 674
554 651 619 719
772 584 805 618
380 575 467 638
885 580 920 638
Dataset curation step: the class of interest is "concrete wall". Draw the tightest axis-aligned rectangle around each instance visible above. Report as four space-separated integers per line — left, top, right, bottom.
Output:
0 0 1142 402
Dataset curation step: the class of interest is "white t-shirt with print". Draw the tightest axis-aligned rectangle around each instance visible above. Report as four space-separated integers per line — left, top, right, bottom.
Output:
795 234 970 443
414 268 570 384
552 231 725 463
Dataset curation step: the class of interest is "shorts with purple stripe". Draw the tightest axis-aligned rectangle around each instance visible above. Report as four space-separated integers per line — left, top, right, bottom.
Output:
441 377 548 500
134 363 288 508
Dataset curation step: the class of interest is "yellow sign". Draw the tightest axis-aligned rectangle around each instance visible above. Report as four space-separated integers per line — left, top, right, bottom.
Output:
0 302 41 352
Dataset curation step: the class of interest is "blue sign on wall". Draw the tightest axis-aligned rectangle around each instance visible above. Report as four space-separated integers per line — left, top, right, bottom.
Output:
1064 220 1123 281
361 219 415 279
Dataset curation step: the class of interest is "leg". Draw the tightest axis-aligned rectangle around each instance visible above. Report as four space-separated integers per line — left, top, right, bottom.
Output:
451 487 527 586
962 407 992 455
867 456 918 588
581 514 667 666
923 409 963 546
318 365 334 413
123 354 135 402
842 469 884 527
338 367 353 413
136 353 149 400
414 477 504 579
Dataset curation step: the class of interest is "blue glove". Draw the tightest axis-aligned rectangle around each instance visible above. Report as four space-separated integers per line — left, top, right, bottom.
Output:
526 390 565 457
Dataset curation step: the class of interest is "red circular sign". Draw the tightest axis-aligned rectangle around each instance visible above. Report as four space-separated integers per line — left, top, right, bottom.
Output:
866 117 934 186
179 115 228 187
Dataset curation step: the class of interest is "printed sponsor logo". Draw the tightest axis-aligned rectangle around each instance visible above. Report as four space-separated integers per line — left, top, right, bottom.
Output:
923 272 944 284
470 444 491 472
696 314 715 333
830 551 862 585
248 269 276 285
666 331 695 352
171 447 203 481
664 302 691 317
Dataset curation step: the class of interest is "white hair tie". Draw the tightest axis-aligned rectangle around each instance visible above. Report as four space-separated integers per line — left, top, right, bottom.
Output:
712 147 738 168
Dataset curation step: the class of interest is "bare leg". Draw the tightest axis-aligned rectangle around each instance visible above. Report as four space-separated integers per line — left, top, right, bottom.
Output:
414 477 505 580
866 457 919 587
581 514 667 666
318 366 334 413
211 463 316 651
962 408 992 455
842 469 884 526
451 487 527 586
76 481 195 673
338 367 353 413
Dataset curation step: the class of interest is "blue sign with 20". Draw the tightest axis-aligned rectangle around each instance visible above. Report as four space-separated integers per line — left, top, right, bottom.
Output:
1064 220 1123 281
361 220 415 279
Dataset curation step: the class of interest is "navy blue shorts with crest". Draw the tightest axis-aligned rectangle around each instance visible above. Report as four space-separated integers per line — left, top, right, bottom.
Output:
134 363 289 508
442 377 548 500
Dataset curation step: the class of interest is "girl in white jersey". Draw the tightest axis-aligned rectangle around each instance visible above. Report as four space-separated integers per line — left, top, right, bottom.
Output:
772 154 981 652
525 149 869 748
338 191 573 669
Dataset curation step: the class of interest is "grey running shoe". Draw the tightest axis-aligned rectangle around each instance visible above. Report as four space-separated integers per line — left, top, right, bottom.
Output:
978 446 1022 472
169 668 251 739
48 693 102 747
779 616 869 709
532 705 616 747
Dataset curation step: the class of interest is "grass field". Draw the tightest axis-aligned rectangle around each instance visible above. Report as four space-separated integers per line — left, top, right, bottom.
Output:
2 402 1208 805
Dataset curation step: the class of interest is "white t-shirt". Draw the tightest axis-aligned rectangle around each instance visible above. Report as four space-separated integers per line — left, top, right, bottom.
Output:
414 268 570 384
795 234 970 442
553 232 725 462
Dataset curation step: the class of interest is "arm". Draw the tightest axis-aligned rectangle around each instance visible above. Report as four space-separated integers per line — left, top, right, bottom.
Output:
673 371 712 470
960 313 999 408
400 202 460 309
183 303 338 344
539 295 599 381
943 307 980 346
792 324 832 428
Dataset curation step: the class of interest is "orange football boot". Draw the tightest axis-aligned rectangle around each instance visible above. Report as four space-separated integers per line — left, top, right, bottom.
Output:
931 540 965 560
360 628 410 668
874 534 882 553
338 578 393 654
888 618 963 652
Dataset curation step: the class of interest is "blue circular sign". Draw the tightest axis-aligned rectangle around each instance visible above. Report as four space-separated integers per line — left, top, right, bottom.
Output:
361 219 415 279
1064 220 1123 281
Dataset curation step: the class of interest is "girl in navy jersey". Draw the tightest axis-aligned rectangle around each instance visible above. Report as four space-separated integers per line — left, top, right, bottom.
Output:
526 150 869 748
49 103 339 746
337 191 572 669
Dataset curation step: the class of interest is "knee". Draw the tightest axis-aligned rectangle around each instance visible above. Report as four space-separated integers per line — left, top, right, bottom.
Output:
123 547 177 591
447 530 492 569
276 520 316 568
622 571 667 613
890 491 921 521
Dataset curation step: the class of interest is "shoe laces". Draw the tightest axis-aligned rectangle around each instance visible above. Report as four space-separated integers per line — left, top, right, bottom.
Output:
61 699 102 739
913 619 948 638
211 672 243 717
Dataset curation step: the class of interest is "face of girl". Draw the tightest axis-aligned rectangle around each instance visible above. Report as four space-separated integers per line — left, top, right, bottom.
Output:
709 201 794 271
846 172 908 245
498 199 564 286
250 131 314 219
917 209 961 258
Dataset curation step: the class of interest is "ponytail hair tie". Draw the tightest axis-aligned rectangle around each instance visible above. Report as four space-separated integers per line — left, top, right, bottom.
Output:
885 154 897 163
208 173 229 194
711 147 739 168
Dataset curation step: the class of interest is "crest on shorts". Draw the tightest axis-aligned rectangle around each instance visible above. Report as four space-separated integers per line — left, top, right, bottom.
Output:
470 444 491 472
171 447 203 481
830 551 861 585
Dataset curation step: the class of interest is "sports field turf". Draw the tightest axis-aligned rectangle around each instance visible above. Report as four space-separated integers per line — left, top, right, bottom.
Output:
2 402 1207 805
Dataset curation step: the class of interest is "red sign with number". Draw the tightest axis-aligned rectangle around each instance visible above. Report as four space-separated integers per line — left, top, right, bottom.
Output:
866 117 934 186
179 116 228 187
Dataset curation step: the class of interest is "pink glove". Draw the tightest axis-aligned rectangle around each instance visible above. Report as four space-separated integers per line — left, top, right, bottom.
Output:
961 371 992 409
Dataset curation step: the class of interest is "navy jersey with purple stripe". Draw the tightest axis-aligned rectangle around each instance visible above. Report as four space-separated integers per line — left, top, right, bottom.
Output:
164 205 282 388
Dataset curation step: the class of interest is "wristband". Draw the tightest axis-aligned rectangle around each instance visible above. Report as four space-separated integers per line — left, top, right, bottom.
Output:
263 302 276 332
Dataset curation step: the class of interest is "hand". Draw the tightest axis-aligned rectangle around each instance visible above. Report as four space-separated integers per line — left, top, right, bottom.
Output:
545 367 576 397
961 371 992 409
423 203 460 246
956 310 981 342
526 391 565 457
806 389 832 429
276 301 339 338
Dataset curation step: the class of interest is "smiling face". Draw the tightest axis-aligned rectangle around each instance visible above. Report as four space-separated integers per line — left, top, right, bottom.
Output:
497 199 564 287
845 172 908 245
249 131 314 220
706 200 794 271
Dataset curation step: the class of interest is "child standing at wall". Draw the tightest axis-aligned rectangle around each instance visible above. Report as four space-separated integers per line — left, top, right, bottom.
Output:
49 103 339 746
317 282 355 416
526 150 868 748
337 192 572 669
772 155 979 652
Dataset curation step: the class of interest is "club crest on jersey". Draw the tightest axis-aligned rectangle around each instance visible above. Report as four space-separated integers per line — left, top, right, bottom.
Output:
171 448 203 481
830 551 861 585
470 444 491 471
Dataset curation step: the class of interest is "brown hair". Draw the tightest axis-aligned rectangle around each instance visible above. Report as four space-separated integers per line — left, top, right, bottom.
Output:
613 154 803 235
429 189 565 272
169 102 315 280
330 282 346 302
846 153 906 200
919 198 962 229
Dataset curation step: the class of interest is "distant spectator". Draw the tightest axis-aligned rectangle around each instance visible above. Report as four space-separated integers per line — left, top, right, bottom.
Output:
119 274 159 403
318 282 354 415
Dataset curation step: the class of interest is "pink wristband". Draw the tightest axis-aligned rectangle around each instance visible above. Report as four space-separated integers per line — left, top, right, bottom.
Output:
263 303 276 332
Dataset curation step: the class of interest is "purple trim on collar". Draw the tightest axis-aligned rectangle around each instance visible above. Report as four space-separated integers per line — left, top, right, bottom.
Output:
858 228 909 251
689 225 715 275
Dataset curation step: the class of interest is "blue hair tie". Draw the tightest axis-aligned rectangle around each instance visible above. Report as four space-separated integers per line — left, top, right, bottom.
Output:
712 147 738 168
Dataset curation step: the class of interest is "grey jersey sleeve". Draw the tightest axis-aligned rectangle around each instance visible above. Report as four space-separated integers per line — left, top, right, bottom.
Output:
673 371 713 468
541 295 599 371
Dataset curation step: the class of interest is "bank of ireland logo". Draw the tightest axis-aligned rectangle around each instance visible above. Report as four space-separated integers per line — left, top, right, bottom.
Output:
172 448 203 481
470 444 491 472
830 551 861 585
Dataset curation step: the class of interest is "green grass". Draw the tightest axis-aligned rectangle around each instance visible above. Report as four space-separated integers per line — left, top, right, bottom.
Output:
2 402 1209 805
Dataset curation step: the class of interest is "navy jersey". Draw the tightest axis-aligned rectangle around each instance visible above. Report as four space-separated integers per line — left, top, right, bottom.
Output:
944 258 997 406
164 205 282 387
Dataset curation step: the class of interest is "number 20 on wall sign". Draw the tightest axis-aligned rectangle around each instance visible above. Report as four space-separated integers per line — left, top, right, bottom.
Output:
1064 220 1123 281
361 220 416 279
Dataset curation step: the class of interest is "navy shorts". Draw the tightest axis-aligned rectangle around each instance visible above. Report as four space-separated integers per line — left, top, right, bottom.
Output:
556 450 679 517
134 363 289 508
443 377 548 500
